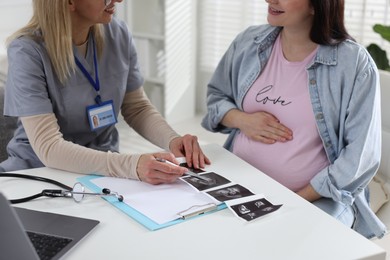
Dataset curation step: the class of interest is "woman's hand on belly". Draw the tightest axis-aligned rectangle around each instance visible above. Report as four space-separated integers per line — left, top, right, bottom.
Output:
222 109 293 144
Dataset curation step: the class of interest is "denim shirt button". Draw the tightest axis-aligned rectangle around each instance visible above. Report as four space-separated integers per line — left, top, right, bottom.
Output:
310 79 316 85
315 113 324 120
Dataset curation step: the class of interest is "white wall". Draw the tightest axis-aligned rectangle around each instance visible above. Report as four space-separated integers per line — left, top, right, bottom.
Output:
3 1 387 117
0 1 32 56
116 1 198 123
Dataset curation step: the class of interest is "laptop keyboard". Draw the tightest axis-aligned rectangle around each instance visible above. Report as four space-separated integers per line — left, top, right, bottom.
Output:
27 231 73 260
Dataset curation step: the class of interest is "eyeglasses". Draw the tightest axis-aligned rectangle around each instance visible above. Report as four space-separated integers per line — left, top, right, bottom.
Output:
104 0 112 6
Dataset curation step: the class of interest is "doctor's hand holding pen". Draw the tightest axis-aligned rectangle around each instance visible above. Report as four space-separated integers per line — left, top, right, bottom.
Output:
137 153 188 185
137 135 210 185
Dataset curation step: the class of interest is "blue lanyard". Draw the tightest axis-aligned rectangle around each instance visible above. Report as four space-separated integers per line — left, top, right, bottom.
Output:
74 38 102 105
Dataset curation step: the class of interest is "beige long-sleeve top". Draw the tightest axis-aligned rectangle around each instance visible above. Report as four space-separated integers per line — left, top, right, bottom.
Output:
21 88 180 180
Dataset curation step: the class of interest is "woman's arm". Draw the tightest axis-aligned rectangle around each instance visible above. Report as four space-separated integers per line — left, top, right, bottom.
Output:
296 184 322 202
310 56 381 205
121 87 179 152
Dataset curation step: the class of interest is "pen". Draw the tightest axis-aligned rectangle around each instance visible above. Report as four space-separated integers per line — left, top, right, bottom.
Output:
155 158 212 182
177 203 218 219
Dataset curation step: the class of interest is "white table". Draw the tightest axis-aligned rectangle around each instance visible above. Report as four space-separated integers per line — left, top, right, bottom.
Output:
0 144 386 260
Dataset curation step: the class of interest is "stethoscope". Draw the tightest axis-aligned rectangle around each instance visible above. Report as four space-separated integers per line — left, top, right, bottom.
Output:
0 173 124 204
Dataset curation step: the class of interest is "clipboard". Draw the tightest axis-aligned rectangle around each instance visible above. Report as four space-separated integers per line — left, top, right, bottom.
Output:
78 175 226 231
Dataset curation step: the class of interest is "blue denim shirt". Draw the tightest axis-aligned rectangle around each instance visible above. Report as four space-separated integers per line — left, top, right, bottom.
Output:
202 25 387 238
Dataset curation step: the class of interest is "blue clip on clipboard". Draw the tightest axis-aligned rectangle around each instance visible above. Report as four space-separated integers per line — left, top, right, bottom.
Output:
77 175 226 231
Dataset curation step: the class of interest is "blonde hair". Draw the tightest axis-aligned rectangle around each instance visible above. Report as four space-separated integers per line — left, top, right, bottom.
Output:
6 0 104 84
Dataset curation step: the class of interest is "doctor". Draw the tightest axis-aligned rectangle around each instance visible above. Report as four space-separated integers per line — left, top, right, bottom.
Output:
1 0 210 185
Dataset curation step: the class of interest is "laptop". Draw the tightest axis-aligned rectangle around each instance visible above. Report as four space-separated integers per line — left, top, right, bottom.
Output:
0 192 99 260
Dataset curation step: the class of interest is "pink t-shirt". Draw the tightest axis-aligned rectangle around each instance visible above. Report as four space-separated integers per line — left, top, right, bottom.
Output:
233 35 329 192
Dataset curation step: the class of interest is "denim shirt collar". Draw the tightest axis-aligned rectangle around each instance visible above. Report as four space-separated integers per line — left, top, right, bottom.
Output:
253 26 338 68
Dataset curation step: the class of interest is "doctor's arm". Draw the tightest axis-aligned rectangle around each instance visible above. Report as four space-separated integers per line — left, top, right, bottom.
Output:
121 87 210 169
21 113 186 184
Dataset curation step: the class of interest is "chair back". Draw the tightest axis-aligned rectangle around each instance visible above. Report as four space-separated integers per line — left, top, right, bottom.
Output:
379 70 390 183
0 84 17 163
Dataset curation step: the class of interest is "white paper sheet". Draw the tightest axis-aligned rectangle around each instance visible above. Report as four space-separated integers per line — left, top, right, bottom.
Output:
91 177 219 225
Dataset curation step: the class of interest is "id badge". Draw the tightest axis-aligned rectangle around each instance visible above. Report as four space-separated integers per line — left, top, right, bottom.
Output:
87 100 117 131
